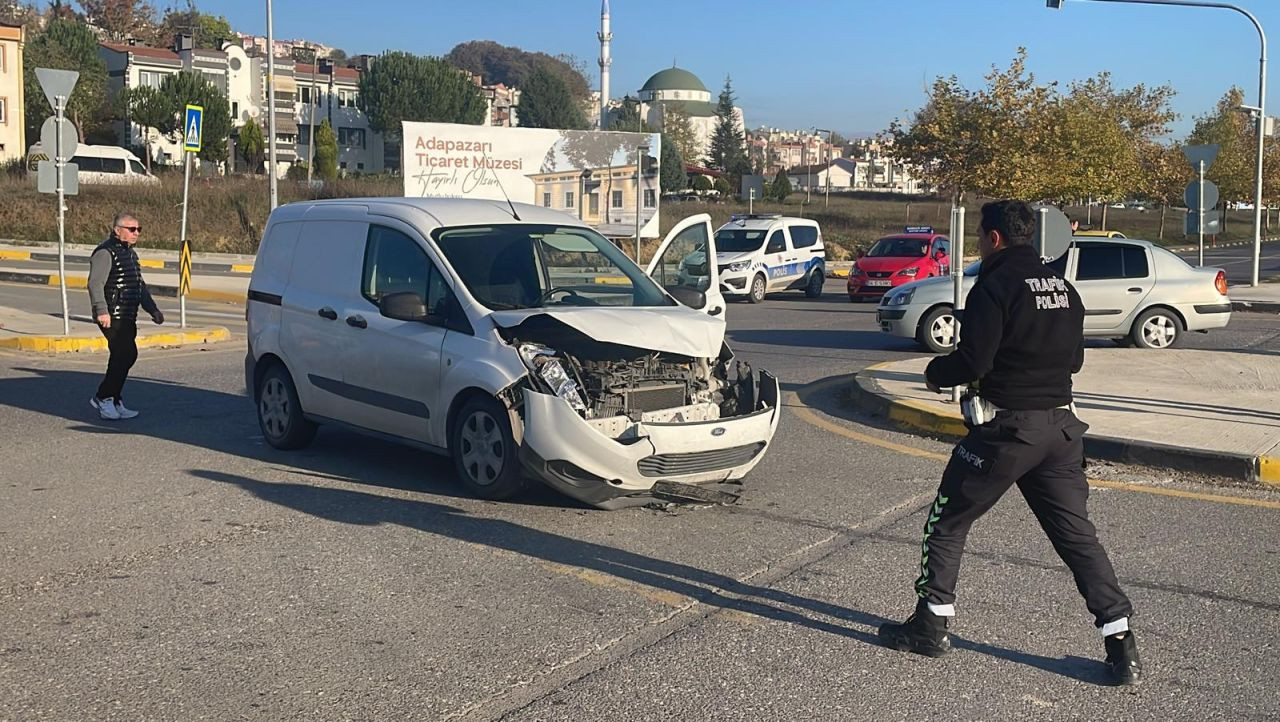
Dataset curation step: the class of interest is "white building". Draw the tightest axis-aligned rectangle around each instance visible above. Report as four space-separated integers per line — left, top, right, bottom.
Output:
788 158 856 191
0 20 26 163
294 60 383 175
99 40 186 166
635 67 743 162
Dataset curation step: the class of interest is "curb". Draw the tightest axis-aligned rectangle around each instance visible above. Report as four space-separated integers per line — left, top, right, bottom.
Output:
1232 299 1280 314
1165 237 1280 253
848 362 1279 487
0 269 244 305
0 249 253 275
0 326 232 353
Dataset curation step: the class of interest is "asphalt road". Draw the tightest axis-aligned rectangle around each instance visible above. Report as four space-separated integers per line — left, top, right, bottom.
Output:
1173 241 1280 284
1 281 1278 721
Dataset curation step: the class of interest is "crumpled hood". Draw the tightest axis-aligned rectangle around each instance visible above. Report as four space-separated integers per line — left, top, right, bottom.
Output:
489 306 726 358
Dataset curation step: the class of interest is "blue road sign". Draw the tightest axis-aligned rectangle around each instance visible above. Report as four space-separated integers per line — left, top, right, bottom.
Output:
184 105 203 153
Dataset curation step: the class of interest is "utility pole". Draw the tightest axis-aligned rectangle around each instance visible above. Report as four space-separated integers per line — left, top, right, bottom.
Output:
265 0 278 210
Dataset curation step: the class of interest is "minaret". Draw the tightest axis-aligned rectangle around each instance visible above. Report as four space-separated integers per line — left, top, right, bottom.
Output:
598 0 612 129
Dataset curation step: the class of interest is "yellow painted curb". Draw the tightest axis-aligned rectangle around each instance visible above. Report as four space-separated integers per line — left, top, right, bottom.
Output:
830 269 850 278
186 288 245 304
1259 455 1280 486
0 326 231 353
0 250 32 261
592 276 632 285
230 264 255 274
46 274 88 288
887 400 968 438
138 258 165 269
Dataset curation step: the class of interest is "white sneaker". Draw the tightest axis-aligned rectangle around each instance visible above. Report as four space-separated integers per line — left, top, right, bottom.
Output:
114 400 139 419
91 396 121 420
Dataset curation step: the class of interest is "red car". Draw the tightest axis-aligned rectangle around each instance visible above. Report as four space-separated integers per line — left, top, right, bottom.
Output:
847 228 951 302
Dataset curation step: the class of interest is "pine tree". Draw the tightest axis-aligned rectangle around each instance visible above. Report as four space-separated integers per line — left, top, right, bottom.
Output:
659 133 685 193
707 76 749 187
315 120 338 180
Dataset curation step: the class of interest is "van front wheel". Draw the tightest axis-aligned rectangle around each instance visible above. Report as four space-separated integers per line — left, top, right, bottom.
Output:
748 274 767 304
804 271 824 298
451 396 525 500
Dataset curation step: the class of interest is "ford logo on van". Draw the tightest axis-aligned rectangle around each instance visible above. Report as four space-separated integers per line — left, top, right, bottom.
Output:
711 427 727 437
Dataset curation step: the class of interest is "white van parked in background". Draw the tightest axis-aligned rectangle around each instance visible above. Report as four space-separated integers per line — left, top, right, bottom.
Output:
710 214 826 303
26 143 160 186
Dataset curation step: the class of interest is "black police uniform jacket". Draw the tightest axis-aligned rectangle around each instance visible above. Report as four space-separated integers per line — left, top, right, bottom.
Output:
925 244 1085 410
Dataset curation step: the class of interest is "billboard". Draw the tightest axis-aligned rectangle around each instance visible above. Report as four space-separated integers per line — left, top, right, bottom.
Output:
402 121 662 238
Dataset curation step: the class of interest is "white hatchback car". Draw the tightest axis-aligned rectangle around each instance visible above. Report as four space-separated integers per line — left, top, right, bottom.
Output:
876 238 1232 352
245 198 780 509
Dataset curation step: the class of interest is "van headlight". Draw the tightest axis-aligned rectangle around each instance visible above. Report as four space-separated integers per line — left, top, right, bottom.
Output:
727 261 751 272
518 343 587 413
887 288 916 306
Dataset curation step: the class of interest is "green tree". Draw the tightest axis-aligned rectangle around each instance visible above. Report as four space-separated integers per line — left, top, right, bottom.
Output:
150 2 234 49
81 0 155 42
770 169 792 201
1188 88 1256 206
607 96 652 132
518 64 588 129
708 76 747 172
327 48 349 64
659 132 685 193
238 116 265 174
117 84 173 172
713 177 731 197
23 17 111 143
314 119 338 180
1138 142 1190 239
446 40 590 101
359 50 487 134
661 104 699 162
692 175 712 192
158 70 230 162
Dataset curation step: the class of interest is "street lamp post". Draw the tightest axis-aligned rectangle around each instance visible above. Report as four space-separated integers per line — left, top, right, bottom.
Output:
1048 0 1267 286
307 52 317 183
816 127 834 207
635 142 650 261
579 168 592 223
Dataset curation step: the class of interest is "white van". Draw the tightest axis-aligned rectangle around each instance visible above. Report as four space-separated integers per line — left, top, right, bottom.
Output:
26 143 160 186
701 214 826 303
245 198 780 509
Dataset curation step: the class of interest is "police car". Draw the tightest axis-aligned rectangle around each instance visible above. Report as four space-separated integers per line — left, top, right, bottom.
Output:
697 214 826 303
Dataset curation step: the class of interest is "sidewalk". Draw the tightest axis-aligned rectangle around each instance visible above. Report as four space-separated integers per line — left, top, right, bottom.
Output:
0 240 254 275
0 265 249 305
0 306 230 353
849 348 1280 486
1230 282 1280 313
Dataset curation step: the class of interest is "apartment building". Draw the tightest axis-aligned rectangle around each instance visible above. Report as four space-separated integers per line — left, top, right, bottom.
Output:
0 20 25 163
295 61 382 174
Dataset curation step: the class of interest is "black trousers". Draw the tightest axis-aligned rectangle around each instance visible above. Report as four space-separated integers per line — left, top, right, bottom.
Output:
96 318 138 401
914 408 1133 627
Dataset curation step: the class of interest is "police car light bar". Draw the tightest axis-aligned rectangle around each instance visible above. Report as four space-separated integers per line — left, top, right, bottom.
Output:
905 225 934 234
731 213 782 222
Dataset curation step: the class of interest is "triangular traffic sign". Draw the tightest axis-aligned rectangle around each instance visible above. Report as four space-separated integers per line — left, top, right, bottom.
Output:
34 68 79 110
1182 144 1220 170
187 116 200 144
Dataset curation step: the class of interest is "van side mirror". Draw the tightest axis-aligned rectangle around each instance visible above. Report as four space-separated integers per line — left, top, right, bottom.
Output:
667 285 706 309
380 292 428 322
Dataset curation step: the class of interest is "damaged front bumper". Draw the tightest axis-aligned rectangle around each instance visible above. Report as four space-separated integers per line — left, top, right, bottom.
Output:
518 370 781 510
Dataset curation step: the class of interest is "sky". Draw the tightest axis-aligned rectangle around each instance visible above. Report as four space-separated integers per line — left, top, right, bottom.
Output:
208 0 1280 140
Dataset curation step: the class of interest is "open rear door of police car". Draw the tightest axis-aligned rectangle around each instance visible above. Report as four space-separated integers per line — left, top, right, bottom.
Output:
644 213 726 317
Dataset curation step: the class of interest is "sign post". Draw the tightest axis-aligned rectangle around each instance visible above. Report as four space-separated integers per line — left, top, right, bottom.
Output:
949 206 965 403
179 104 203 329
35 68 79 335
1182 144 1221 267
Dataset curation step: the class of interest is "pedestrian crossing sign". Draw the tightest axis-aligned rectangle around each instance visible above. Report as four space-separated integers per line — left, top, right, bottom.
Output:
184 104 203 153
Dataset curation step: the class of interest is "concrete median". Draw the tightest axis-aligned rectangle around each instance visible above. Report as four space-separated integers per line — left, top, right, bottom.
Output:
847 352 1280 487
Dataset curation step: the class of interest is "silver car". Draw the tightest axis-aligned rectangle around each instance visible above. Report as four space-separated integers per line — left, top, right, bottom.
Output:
877 238 1232 352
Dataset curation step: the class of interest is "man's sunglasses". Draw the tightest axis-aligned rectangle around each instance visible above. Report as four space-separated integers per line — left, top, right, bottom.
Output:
116 225 142 233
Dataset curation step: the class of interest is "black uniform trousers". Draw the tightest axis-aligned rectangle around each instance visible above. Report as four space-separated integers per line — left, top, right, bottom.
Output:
96 318 138 402
914 408 1133 627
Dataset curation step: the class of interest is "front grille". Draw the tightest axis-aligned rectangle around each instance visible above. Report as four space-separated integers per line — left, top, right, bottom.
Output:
638 442 766 477
624 384 686 413
717 265 732 275
868 271 892 279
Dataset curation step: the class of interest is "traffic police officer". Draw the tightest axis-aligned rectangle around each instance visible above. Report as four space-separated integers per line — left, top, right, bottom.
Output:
877 200 1141 686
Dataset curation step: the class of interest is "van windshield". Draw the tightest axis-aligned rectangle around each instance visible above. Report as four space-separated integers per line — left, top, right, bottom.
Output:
434 224 674 310
714 228 768 253
867 236 930 258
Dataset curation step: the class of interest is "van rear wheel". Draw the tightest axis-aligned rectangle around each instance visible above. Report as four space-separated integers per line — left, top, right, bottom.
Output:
257 364 317 450
451 396 525 500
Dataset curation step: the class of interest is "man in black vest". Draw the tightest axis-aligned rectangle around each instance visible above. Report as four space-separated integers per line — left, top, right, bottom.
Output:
88 212 164 420
877 200 1141 686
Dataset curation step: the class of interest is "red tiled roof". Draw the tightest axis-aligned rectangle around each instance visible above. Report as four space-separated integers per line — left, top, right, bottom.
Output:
100 41 180 60
295 63 360 81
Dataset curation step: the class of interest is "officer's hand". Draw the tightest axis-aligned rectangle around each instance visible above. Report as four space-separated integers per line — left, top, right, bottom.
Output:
151 310 165 325
926 379 942 394
97 314 111 329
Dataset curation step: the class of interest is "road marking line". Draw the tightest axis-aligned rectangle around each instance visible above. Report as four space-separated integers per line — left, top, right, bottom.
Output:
790 377 1280 511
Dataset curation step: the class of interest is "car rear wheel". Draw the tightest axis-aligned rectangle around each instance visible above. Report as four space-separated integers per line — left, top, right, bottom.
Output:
1131 308 1181 349
748 274 767 304
257 364 317 450
918 305 957 354
451 396 525 500
804 271 824 298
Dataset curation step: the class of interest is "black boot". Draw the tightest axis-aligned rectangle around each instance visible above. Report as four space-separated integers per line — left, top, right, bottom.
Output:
1104 631 1142 686
878 599 951 658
